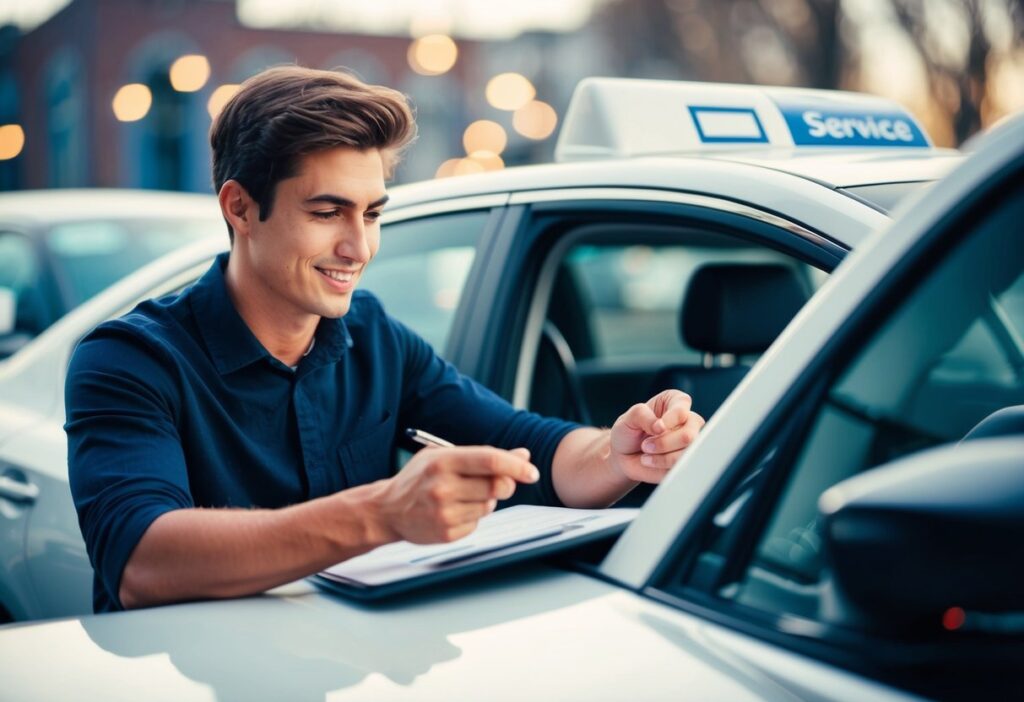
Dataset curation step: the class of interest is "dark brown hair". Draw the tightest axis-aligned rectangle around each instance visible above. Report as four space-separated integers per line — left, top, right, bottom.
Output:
210 65 417 239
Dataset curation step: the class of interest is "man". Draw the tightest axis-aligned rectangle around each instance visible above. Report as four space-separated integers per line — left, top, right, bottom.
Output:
66 66 704 614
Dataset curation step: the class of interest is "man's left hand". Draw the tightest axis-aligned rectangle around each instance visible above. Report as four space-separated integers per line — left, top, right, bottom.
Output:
609 389 705 484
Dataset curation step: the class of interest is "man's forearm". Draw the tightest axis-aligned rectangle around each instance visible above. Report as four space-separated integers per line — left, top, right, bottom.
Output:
551 427 638 508
118 481 394 609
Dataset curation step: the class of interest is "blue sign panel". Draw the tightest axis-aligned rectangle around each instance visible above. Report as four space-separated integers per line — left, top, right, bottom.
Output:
688 106 769 144
773 97 930 148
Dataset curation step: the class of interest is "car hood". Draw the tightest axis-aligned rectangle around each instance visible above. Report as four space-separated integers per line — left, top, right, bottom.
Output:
0 565 830 702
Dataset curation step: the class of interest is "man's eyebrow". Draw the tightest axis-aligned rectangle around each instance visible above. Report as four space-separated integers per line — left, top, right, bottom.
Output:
304 194 390 208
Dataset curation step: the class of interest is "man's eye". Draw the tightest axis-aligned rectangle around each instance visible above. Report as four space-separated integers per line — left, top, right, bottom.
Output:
365 210 382 222
312 210 340 220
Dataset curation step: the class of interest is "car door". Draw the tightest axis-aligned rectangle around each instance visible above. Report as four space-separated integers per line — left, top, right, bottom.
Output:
0 229 62 621
0 229 62 360
452 188 843 448
615 122 1024 700
358 196 507 360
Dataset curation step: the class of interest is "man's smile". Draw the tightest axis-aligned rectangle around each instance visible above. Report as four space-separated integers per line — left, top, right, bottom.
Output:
315 266 356 282
314 265 359 293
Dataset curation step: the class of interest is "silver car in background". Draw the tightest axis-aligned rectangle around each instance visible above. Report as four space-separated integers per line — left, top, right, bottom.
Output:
0 189 221 358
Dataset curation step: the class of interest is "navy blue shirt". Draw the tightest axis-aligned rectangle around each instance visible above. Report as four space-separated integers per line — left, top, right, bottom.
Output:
65 253 579 613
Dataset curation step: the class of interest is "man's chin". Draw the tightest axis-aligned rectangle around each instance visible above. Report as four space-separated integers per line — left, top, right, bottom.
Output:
317 298 353 319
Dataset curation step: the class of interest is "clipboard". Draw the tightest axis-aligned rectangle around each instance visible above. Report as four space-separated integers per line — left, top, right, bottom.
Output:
312 505 638 601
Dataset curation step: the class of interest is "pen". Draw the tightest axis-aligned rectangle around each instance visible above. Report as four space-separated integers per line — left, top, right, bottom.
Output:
405 427 455 448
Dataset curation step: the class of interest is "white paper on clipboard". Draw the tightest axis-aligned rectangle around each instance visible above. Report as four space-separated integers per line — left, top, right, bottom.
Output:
318 505 637 588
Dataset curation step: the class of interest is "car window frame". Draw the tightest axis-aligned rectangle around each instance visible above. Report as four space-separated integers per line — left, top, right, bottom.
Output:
359 209 492 355
0 227 62 344
501 190 846 410
633 145 1024 690
381 195 510 366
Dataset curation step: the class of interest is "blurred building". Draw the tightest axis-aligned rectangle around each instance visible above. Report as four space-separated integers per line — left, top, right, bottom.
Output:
0 0 484 190
0 0 615 192
0 0 614 192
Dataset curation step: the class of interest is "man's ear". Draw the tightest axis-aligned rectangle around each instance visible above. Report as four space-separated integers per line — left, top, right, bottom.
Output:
218 180 255 240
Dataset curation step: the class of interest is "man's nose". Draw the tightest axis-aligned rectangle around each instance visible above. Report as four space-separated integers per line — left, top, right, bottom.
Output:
336 218 371 263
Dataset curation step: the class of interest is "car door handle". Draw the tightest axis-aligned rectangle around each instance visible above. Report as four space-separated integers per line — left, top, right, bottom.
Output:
0 474 39 504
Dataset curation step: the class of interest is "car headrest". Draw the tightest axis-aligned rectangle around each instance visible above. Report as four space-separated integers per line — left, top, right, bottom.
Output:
682 263 808 354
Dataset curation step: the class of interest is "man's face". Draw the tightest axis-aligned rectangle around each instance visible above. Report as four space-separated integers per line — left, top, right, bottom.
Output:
243 146 388 320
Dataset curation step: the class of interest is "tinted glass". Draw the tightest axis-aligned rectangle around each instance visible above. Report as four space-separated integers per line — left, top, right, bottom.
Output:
359 210 488 352
677 177 1024 623
564 243 825 362
46 218 216 306
0 232 48 337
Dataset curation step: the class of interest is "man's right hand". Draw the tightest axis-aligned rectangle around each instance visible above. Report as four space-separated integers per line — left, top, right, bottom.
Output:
373 446 539 544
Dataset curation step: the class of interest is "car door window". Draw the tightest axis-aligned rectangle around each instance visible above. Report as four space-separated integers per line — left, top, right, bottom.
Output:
359 210 488 353
662 175 1024 626
0 232 52 343
524 221 828 430
45 218 214 307
566 243 825 363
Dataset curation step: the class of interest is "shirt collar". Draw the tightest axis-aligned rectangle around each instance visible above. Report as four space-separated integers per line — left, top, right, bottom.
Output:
189 253 351 376
306 309 353 371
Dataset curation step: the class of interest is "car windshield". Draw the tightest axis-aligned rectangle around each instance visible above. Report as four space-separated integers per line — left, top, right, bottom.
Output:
45 218 220 306
840 181 932 213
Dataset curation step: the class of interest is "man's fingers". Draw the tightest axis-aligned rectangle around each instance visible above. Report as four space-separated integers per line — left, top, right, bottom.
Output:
492 475 517 500
650 390 693 434
446 474 519 503
449 476 497 503
641 412 705 454
621 455 674 484
442 499 497 528
440 521 478 543
638 449 684 472
619 402 660 435
441 446 539 483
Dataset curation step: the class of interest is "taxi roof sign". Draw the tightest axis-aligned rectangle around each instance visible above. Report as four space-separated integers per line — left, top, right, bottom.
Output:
554 78 933 162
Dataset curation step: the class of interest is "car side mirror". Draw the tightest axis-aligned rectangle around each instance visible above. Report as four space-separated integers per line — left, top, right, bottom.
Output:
0 287 14 336
818 437 1024 635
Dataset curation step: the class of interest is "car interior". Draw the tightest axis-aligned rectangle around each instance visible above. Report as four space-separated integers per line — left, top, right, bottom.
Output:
524 226 822 434
686 182 1024 626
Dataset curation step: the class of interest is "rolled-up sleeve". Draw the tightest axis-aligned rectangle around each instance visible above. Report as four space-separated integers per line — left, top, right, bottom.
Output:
65 323 194 611
390 309 582 507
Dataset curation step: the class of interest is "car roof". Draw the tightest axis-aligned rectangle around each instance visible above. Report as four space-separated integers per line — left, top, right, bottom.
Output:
389 149 958 208
706 148 962 188
0 189 221 228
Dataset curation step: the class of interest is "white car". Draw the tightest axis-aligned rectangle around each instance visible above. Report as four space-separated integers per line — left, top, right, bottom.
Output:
0 78 961 623
0 189 222 358
5 79 1016 699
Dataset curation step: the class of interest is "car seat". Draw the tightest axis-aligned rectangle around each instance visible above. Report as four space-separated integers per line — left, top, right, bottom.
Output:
650 262 810 419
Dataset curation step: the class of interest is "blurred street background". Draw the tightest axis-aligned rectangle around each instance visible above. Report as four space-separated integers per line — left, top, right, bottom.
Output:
0 0 1021 193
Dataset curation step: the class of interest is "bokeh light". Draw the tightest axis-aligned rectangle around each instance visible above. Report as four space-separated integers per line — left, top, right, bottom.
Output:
513 100 558 140
207 84 241 119
462 120 507 155
453 158 486 176
0 124 25 160
407 34 458 76
942 607 966 631
112 84 153 122
468 150 505 171
169 54 211 92
485 73 535 111
436 156 497 179
435 158 462 178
